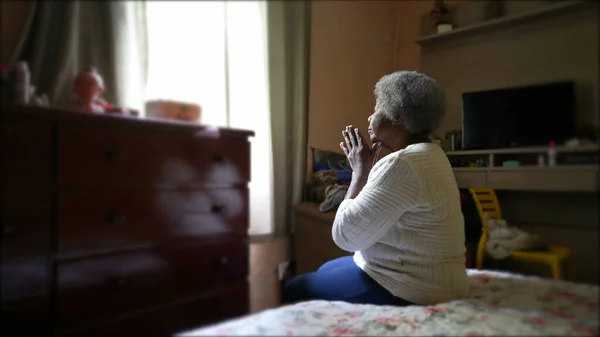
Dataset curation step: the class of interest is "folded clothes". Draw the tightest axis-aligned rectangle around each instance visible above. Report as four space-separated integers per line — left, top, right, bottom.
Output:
485 218 548 260
319 184 349 212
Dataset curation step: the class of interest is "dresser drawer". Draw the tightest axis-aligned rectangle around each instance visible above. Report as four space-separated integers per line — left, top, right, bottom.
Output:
57 189 248 254
2 196 51 336
57 282 248 337
487 169 598 192
1 122 52 191
1 193 51 258
56 238 248 328
2 294 51 337
58 127 250 189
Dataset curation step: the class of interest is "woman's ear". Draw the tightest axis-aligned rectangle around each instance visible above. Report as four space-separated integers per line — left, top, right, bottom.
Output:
390 119 402 127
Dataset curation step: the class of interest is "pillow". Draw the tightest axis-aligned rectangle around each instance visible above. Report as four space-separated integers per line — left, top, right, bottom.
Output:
311 147 350 172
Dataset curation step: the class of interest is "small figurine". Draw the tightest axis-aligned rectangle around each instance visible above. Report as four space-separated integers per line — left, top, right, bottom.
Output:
71 66 109 113
70 66 139 116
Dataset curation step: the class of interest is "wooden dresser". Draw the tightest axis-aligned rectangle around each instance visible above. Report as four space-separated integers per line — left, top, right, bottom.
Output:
293 202 350 274
1 105 253 337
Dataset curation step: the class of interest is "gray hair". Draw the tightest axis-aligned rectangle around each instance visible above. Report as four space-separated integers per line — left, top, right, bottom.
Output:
374 71 446 134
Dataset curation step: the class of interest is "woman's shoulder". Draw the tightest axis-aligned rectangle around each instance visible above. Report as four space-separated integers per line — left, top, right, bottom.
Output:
397 143 448 167
371 143 447 179
370 149 415 180
378 143 444 166
400 142 445 158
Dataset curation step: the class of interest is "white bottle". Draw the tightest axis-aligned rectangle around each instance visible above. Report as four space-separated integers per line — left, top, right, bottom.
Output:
537 154 545 167
547 141 557 167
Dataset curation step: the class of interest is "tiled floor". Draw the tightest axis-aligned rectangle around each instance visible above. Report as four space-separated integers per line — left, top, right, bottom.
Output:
249 236 291 313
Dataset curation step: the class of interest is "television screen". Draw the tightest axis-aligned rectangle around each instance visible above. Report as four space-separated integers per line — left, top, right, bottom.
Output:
461 81 575 150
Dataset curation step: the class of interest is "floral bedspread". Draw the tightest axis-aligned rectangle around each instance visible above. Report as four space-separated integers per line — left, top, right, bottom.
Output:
178 270 599 336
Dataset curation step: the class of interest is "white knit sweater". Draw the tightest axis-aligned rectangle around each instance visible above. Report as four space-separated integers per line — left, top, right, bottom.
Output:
332 143 468 305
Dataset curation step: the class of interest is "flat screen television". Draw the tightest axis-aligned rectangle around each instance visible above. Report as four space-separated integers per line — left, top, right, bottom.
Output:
461 81 575 150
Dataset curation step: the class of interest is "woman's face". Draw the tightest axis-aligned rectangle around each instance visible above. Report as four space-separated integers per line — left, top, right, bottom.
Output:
367 110 397 149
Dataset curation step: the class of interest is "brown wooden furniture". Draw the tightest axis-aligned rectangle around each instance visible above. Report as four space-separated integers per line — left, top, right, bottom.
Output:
292 202 350 274
1 105 253 337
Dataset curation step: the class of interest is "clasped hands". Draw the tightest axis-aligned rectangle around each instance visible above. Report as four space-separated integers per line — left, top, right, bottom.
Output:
340 125 381 176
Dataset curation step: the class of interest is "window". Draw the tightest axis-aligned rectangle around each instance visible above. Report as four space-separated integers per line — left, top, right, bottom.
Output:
145 1 273 235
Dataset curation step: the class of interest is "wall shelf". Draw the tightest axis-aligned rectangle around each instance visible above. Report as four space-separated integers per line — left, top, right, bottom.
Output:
448 145 599 192
454 165 598 172
446 144 599 156
416 0 588 47
489 165 597 171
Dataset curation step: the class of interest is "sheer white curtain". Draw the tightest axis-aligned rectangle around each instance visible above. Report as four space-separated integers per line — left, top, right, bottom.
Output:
145 1 273 235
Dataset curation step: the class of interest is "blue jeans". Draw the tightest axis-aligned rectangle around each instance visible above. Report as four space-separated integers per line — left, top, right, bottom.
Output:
282 256 413 306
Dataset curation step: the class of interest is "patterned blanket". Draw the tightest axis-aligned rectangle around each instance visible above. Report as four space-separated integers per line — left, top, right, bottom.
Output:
178 270 599 336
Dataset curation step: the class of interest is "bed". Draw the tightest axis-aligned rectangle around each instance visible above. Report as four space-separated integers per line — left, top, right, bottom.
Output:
177 269 598 336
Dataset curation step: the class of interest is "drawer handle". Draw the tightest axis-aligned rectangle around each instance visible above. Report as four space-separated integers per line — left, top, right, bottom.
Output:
105 149 124 163
106 277 128 288
212 154 226 163
106 213 126 226
211 205 225 214
220 257 229 265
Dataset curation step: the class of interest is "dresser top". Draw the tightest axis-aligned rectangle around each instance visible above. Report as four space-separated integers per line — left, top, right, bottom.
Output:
1 105 254 139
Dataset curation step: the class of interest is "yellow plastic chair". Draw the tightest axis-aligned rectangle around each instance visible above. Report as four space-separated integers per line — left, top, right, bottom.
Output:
468 188 572 281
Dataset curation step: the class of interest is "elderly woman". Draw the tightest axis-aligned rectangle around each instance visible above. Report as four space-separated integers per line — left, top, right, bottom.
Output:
283 71 468 306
